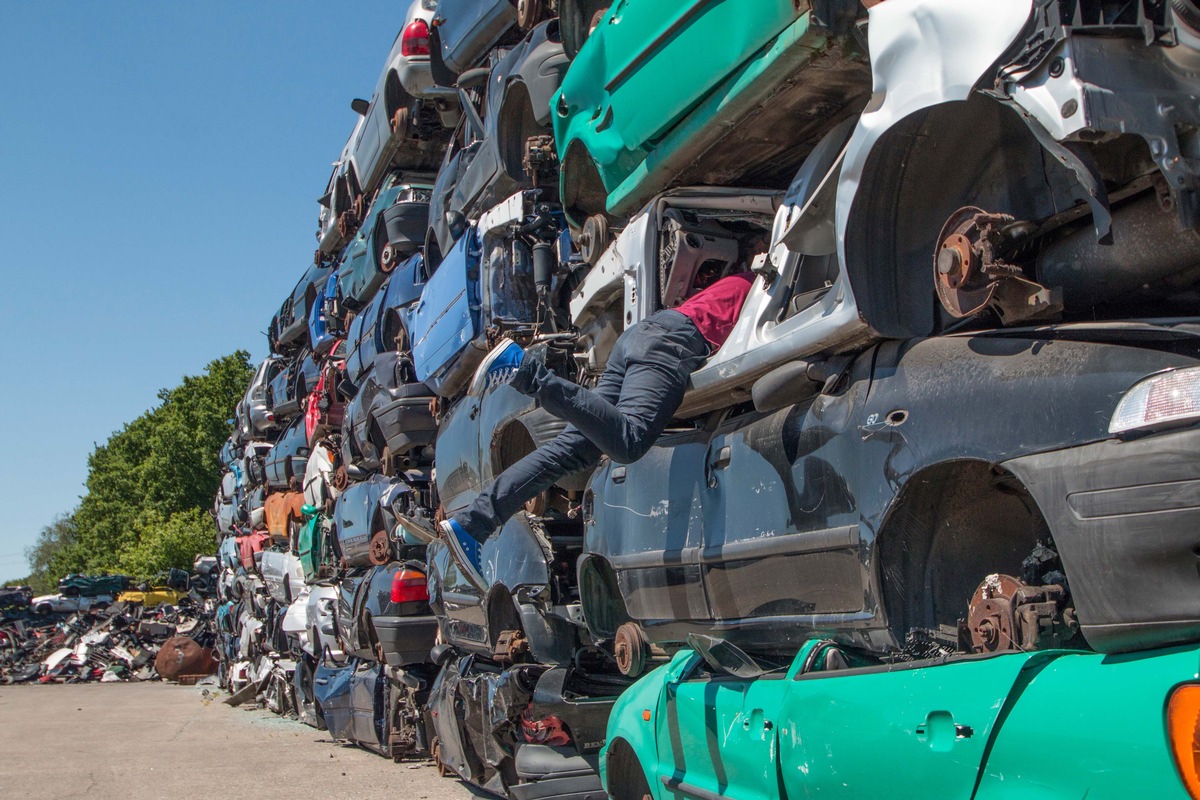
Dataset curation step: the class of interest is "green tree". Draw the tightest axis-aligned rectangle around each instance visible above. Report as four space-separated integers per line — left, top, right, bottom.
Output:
22 513 80 594
47 351 253 582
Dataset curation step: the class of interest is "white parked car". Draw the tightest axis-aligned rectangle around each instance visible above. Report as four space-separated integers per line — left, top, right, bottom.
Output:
31 593 114 615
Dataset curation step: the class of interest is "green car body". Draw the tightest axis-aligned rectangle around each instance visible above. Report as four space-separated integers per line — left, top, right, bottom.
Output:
296 505 334 583
602 640 1200 800
551 0 869 226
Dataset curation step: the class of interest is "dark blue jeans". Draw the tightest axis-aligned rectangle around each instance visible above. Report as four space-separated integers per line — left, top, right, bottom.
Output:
454 309 710 540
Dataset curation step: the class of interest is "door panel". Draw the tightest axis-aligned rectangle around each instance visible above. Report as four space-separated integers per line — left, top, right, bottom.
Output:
600 0 798 151
778 655 1034 798
588 431 710 623
408 230 481 388
702 404 863 621
659 664 788 800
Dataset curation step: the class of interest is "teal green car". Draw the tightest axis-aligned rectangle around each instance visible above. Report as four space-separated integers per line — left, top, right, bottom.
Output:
296 505 335 583
551 0 870 226
602 638 1200 800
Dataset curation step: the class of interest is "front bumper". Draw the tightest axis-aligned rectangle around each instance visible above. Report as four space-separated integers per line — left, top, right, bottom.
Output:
1005 426 1200 653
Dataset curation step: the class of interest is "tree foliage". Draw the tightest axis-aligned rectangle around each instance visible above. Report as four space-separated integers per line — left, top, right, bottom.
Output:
28 352 253 583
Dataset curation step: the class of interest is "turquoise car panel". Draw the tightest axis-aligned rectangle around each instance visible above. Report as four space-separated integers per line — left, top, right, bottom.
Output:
973 645 1199 800
606 644 1200 800
553 0 830 221
777 654 1033 799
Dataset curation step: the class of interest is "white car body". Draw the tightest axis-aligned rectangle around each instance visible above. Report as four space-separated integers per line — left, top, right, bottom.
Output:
31 593 114 614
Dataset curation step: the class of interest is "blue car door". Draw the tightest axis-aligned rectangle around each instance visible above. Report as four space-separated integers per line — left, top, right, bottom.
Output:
408 229 481 393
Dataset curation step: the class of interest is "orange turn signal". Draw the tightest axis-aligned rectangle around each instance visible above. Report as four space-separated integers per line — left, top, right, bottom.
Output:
642 710 652 722
1168 684 1200 799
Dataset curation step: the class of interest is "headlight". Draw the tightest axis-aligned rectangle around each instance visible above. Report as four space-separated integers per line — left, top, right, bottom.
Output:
1109 366 1200 434
1168 684 1200 799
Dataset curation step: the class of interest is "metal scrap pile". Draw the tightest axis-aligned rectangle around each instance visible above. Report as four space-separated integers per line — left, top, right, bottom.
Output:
0 562 221 685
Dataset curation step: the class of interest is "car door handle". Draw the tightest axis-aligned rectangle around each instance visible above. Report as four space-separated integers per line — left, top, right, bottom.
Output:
611 467 626 484
710 446 732 470
315 678 328 685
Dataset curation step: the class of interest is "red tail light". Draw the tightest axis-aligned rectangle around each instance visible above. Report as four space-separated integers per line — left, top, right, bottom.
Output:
391 568 429 603
401 20 431 57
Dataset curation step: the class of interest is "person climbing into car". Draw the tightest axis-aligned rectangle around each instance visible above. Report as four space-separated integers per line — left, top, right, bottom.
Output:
439 266 756 582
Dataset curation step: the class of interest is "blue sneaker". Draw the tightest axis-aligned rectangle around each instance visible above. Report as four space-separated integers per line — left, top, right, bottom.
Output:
481 340 525 391
439 519 487 591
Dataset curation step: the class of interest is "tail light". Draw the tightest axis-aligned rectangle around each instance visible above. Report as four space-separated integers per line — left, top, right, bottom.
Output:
1169 684 1200 799
401 19 431 57
391 568 429 603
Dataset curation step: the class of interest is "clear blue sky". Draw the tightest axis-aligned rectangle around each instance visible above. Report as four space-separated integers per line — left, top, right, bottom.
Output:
0 2 406 582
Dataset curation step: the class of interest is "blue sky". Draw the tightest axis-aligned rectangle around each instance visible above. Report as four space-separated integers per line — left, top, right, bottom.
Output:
0 2 406 582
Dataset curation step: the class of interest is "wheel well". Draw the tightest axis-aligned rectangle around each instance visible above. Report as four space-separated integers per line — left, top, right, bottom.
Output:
605 738 651 800
497 81 555 198
843 95 1066 339
486 585 523 648
384 70 409 122
490 420 537 476
578 556 630 640
561 141 609 229
877 460 1052 645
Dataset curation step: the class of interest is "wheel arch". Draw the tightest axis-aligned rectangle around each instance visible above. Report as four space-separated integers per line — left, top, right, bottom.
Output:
605 737 654 800
874 458 1054 645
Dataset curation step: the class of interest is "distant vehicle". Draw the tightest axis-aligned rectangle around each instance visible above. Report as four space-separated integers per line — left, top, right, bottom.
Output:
238 358 284 441
266 357 299 421
264 417 310 491
337 560 437 667
308 271 342 355
331 474 415 568
31 592 114 615
342 352 436 475
313 656 434 760
316 126 363 256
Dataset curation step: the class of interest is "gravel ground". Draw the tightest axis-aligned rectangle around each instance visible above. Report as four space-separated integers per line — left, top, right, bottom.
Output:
0 682 479 800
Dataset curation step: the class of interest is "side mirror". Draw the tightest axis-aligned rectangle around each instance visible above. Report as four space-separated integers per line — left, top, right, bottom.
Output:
350 98 370 116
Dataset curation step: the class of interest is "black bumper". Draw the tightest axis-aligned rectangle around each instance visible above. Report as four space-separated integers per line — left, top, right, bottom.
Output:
372 615 439 667
1005 427 1200 653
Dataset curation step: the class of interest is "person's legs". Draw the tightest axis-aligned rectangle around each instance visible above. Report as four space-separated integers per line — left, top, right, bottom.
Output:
512 310 708 462
453 425 603 540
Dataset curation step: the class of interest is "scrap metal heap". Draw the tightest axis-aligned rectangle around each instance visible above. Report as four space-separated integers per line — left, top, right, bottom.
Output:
0 563 220 684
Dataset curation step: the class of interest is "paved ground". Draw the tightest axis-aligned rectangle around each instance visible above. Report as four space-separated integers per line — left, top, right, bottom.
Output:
0 682 479 800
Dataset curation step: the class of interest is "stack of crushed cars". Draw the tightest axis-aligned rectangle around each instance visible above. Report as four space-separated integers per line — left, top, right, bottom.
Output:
215 0 1200 797
1 560 220 684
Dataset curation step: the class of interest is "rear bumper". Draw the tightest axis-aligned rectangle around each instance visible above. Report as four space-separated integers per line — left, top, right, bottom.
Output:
1004 426 1200 653
373 615 439 667
375 396 437 456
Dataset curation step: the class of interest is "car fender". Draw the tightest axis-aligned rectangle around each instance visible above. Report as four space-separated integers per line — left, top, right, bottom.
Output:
835 0 1033 290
